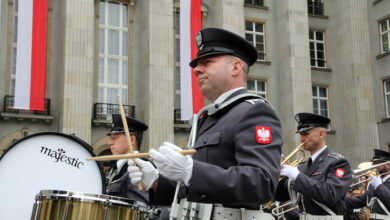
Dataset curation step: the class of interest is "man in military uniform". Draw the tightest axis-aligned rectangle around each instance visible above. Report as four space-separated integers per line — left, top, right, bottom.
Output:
345 149 390 219
106 114 149 203
275 112 352 218
127 27 282 219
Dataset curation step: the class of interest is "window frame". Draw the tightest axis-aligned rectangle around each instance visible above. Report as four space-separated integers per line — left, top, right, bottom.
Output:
245 19 266 62
384 79 390 118
247 79 267 99
309 29 327 68
379 18 390 54
308 0 324 16
312 85 330 129
244 0 265 7
97 0 129 105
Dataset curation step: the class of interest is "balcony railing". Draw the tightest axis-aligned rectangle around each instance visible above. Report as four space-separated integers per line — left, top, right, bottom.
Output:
93 103 135 121
3 95 51 115
174 109 189 124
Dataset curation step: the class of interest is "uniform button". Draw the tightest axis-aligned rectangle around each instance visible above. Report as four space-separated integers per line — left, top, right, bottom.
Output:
203 138 207 144
200 195 207 201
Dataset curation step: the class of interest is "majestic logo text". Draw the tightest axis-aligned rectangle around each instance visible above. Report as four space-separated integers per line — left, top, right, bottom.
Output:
40 146 84 169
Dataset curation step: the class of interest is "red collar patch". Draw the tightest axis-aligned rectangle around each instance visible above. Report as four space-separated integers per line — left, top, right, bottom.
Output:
335 168 345 178
255 126 272 144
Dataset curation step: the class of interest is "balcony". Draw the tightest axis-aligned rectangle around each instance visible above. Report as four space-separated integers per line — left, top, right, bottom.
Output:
93 103 135 125
1 95 53 122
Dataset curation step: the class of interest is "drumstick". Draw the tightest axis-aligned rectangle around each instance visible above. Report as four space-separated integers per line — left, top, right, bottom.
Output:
86 149 196 161
117 94 143 190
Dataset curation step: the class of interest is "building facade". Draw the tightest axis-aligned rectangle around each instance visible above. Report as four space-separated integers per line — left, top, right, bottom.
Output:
0 0 389 168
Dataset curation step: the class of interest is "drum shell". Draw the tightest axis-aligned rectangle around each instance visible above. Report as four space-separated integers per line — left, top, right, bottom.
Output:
31 190 150 220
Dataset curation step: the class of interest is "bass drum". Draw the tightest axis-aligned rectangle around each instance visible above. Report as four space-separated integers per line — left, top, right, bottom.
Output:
0 132 105 220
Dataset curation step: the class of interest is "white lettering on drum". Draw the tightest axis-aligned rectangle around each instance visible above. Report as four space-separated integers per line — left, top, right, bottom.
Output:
40 146 85 169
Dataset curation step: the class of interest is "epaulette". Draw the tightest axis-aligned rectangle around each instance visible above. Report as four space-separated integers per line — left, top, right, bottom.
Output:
328 152 344 160
245 98 266 105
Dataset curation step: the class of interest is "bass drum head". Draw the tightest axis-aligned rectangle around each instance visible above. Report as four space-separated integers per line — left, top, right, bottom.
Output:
0 132 105 220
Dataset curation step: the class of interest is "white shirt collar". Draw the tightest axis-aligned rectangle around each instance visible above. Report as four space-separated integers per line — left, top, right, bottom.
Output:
311 145 328 162
214 87 245 105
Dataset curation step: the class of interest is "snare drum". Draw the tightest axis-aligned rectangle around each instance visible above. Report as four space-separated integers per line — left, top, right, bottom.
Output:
31 190 155 220
0 132 105 220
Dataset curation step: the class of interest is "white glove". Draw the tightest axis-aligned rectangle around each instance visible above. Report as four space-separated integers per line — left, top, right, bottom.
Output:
128 158 159 190
369 174 383 189
280 164 300 180
149 142 193 186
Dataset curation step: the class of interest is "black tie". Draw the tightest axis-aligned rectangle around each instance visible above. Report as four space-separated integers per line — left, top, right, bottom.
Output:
307 158 313 167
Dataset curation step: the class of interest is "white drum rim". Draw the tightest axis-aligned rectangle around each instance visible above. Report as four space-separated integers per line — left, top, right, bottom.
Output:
36 189 149 209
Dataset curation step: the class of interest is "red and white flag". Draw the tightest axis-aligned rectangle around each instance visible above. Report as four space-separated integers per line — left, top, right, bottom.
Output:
180 0 203 120
14 0 47 111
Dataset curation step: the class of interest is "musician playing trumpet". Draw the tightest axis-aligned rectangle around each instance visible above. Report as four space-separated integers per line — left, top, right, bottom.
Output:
274 112 352 219
345 149 390 219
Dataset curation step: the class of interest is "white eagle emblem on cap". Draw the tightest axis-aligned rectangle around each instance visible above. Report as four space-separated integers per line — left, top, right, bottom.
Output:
195 32 203 49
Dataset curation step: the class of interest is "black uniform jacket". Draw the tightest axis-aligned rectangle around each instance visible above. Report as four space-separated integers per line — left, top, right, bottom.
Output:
106 160 149 204
151 89 283 209
345 177 390 215
276 148 352 216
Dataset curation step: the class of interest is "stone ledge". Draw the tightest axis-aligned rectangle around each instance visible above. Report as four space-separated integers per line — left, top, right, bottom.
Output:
373 0 383 6
255 60 271 65
309 14 329 19
1 112 54 123
327 130 336 135
311 67 332 72
376 51 390 60
244 4 269 10
174 123 191 132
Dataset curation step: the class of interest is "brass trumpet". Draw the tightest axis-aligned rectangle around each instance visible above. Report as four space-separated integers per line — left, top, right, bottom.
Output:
351 160 390 188
265 143 305 212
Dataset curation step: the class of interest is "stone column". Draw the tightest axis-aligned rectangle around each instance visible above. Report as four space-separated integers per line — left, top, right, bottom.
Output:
60 0 94 142
275 0 313 153
208 0 245 34
335 0 378 167
133 0 174 150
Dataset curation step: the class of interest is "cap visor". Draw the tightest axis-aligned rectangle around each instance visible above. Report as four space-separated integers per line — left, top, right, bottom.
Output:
189 51 233 68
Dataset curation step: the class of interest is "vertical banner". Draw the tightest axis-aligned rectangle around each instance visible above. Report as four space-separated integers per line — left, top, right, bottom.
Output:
14 0 47 111
179 0 203 120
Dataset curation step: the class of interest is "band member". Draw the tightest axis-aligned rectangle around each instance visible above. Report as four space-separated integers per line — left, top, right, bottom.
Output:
275 112 352 218
345 149 390 219
106 114 149 203
128 27 282 218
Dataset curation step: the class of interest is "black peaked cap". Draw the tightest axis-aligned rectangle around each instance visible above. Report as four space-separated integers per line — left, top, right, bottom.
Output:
189 27 258 67
295 112 330 133
107 114 148 136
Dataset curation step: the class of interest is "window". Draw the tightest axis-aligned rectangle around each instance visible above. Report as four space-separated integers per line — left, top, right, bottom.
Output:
244 0 264 7
379 18 390 54
309 30 326 68
384 79 390 118
98 1 128 105
308 0 324 16
312 86 329 127
247 79 267 98
10 0 19 95
245 21 265 61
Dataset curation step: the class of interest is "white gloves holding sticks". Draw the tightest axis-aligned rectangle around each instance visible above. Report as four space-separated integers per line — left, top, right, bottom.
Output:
128 142 193 190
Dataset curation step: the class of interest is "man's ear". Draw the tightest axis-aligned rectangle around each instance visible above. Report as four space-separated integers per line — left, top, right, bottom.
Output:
231 60 243 77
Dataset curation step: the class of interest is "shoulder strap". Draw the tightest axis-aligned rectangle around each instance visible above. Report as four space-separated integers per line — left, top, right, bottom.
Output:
200 93 269 116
